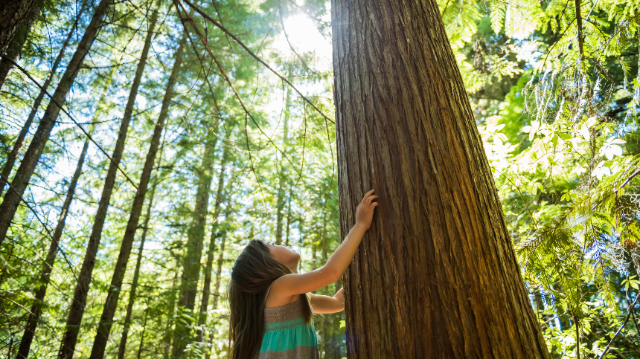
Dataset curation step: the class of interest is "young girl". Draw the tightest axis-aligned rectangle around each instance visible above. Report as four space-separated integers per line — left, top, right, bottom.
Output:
229 189 378 359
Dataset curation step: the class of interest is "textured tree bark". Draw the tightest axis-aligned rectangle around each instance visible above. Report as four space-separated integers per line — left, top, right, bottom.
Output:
331 0 551 357
0 0 114 248
116 182 158 359
0 2 87 198
197 131 231 346
171 106 222 357
56 8 158 358
15 73 109 358
0 0 40 55
89 24 184 359
0 0 43 89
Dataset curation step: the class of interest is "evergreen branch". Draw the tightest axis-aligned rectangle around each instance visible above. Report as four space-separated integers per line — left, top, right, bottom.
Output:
180 0 336 125
0 56 140 191
599 293 640 359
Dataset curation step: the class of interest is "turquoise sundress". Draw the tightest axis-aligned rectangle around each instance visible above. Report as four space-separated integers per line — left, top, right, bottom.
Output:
257 293 319 359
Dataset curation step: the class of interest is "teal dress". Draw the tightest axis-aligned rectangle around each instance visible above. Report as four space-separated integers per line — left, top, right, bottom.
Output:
257 294 319 359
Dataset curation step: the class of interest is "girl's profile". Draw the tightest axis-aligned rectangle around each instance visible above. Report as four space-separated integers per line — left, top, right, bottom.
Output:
228 189 379 359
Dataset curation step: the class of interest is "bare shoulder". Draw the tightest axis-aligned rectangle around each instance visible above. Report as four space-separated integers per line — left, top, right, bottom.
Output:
265 275 300 308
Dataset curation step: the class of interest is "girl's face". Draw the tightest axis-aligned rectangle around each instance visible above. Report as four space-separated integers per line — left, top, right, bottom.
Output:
267 243 300 273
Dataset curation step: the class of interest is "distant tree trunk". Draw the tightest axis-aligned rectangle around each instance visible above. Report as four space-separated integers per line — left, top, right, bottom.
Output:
275 83 291 245
285 194 292 247
15 69 111 358
56 6 157 357
197 131 231 347
170 108 221 357
90 25 184 359
117 182 158 359
0 0 114 249
163 254 181 359
0 0 41 56
331 0 550 357
0 1 87 198
137 308 149 359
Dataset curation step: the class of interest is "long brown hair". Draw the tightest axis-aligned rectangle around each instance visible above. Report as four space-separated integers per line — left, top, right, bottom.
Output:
228 240 311 359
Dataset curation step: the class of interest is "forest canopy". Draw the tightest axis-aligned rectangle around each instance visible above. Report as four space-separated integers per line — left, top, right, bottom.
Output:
0 0 639 358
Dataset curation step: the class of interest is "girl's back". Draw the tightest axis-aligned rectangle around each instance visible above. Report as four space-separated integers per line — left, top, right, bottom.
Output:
257 296 319 359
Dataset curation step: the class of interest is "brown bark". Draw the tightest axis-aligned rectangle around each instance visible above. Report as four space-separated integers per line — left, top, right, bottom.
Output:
0 0 114 249
56 6 156 357
331 0 550 357
15 72 109 358
0 0 40 55
0 0 43 89
116 182 158 359
197 130 231 346
0 1 87 198
89 23 184 359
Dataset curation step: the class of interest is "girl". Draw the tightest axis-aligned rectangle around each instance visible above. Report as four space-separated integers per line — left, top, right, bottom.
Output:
229 189 378 359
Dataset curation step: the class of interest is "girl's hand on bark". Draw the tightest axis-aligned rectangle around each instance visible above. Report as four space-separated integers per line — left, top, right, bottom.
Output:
355 189 378 230
334 288 345 309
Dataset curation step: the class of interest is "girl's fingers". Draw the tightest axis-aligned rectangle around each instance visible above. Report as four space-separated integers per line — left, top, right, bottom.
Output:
366 195 378 204
363 189 375 201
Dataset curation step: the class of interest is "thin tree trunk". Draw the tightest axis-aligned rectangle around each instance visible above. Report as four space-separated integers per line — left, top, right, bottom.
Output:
0 1 87 197
331 0 550 357
89 26 185 359
137 308 149 359
275 83 291 245
116 182 158 359
197 131 231 346
170 109 221 357
0 0 115 249
212 190 234 312
163 255 181 359
56 5 156 357
15 75 108 358
0 0 41 55
285 194 291 247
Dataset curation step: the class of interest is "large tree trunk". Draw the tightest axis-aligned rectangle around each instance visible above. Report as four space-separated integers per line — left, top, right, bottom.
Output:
0 0 41 55
14 69 112 358
197 130 231 346
0 0 114 248
170 105 222 357
89 26 185 359
163 253 181 359
331 0 550 357
56 7 156 358
116 181 158 359
0 1 87 198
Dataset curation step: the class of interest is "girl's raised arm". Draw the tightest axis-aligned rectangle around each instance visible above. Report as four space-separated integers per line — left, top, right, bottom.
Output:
270 190 378 298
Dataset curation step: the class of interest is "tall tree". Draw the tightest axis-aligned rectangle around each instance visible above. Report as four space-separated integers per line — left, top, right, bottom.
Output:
196 131 231 346
89 25 186 358
57 7 159 358
0 0 115 248
331 0 550 357
171 112 226 356
0 2 89 198
274 82 292 245
0 0 42 56
14 70 113 358
117 181 158 359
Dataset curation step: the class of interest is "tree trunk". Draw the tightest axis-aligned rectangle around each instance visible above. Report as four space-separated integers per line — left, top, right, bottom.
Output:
285 194 292 247
0 0 114 248
116 182 158 359
137 308 149 359
14 70 110 358
275 83 291 245
0 1 87 198
331 0 550 357
197 130 231 346
170 109 222 358
163 254 181 359
56 6 157 357
212 199 233 312
0 0 41 55
89 25 184 359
